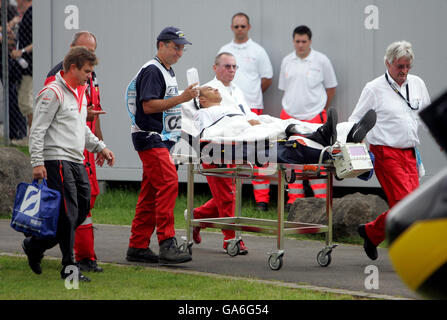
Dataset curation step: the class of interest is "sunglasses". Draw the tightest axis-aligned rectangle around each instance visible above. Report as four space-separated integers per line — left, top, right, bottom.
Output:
220 64 239 70
233 25 247 29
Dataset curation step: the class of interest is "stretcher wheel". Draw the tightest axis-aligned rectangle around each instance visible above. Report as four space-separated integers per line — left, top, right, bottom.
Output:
268 255 283 270
316 250 332 267
226 242 240 257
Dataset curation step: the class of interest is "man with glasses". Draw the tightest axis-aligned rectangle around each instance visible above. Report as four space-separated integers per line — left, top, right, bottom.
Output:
218 12 274 212
218 13 273 115
278 25 338 208
125 26 198 264
205 52 258 121
349 40 430 260
187 52 256 255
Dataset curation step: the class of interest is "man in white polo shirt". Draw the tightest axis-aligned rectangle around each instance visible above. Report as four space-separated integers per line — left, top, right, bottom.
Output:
350 40 430 261
278 25 337 208
189 52 253 255
218 12 274 211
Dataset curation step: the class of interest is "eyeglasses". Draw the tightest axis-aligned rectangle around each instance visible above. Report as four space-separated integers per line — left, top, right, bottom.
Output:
167 43 187 52
233 25 247 29
396 63 412 70
219 64 238 70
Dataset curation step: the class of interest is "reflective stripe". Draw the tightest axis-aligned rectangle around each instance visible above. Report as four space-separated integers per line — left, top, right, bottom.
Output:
310 179 327 196
312 188 327 195
253 184 270 190
310 179 326 186
288 188 305 195
80 216 93 226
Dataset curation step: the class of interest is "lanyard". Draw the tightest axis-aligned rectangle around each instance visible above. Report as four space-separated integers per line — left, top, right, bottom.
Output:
384 73 417 110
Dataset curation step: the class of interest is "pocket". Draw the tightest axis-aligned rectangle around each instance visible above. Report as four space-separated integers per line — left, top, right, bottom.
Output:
307 67 323 88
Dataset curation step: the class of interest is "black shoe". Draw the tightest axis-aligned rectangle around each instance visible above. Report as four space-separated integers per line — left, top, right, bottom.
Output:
126 247 159 263
159 238 192 264
357 224 378 260
256 202 269 212
60 265 91 282
306 107 338 146
78 259 103 272
347 109 376 143
22 238 43 275
285 124 300 138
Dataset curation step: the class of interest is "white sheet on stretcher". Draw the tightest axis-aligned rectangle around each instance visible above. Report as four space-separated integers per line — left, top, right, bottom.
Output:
179 99 356 146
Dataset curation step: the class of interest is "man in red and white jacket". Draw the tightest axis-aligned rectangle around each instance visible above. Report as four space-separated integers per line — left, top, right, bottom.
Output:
24 46 115 282
45 31 106 273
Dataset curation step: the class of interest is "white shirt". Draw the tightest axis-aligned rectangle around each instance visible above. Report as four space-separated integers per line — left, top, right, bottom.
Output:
278 49 337 120
194 104 245 132
219 39 273 109
205 77 258 121
349 71 431 149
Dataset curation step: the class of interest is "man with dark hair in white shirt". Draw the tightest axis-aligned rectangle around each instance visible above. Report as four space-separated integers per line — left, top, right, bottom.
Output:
349 40 430 260
278 25 338 209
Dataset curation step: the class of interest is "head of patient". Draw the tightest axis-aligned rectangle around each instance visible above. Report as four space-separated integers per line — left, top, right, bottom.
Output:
198 86 222 108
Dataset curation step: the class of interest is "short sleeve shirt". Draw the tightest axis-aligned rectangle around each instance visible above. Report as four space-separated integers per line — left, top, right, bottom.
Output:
132 63 177 151
279 49 337 120
219 39 273 109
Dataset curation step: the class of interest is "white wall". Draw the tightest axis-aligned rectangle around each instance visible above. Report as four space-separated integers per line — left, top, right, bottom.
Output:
34 0 447 186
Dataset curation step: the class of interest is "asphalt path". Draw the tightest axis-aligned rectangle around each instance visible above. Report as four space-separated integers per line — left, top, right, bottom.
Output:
0 220 419 299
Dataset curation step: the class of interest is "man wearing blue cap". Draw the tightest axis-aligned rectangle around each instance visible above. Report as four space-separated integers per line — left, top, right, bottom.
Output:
126 27 198 264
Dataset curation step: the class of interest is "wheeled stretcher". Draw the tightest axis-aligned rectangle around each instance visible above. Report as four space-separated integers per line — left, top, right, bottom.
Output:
174 135 372 270
174 96 373 270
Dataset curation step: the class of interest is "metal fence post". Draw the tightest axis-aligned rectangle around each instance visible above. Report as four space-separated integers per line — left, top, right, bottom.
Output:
2 0 10 145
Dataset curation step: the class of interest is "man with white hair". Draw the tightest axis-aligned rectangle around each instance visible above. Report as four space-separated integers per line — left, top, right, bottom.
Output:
349 40 431 260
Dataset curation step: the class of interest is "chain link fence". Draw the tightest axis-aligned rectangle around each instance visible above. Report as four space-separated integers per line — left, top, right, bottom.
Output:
1 0 32 146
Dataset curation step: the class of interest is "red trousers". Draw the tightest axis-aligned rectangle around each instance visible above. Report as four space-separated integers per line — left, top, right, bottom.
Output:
194 164 236 241
74 195 97 261
74 150 100 262
129 148 177 248
366 145 419 246
280 109 328 203
250 108 271 203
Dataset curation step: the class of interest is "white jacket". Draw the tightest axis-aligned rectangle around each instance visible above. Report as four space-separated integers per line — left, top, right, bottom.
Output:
29 71 106 167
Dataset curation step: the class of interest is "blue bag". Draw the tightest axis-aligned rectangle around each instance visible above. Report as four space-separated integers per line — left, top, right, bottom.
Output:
357 151 375 181
10 179 61 238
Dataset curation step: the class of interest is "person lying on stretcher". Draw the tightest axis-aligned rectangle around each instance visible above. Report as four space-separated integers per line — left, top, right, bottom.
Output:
194 86 376 149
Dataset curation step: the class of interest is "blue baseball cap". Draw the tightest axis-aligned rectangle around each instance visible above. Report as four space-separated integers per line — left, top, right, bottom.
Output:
157 26 192 45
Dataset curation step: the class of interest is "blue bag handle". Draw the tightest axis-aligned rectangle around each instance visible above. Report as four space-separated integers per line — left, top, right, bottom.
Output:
32 178 47 187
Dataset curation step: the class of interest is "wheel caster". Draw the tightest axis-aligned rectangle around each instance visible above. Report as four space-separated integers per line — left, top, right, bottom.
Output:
179 238 193 255
268 254 283 270
316 250 332 267
226 241 240 257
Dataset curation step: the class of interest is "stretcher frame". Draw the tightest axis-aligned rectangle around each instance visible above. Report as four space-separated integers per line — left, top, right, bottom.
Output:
180 154 338 270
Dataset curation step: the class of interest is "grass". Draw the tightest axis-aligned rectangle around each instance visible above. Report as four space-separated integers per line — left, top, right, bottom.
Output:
0 154 375 300
0 185 373 300
0 255 359 300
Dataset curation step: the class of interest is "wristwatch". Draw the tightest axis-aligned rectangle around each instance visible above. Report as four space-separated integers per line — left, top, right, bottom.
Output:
21 48 26 54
